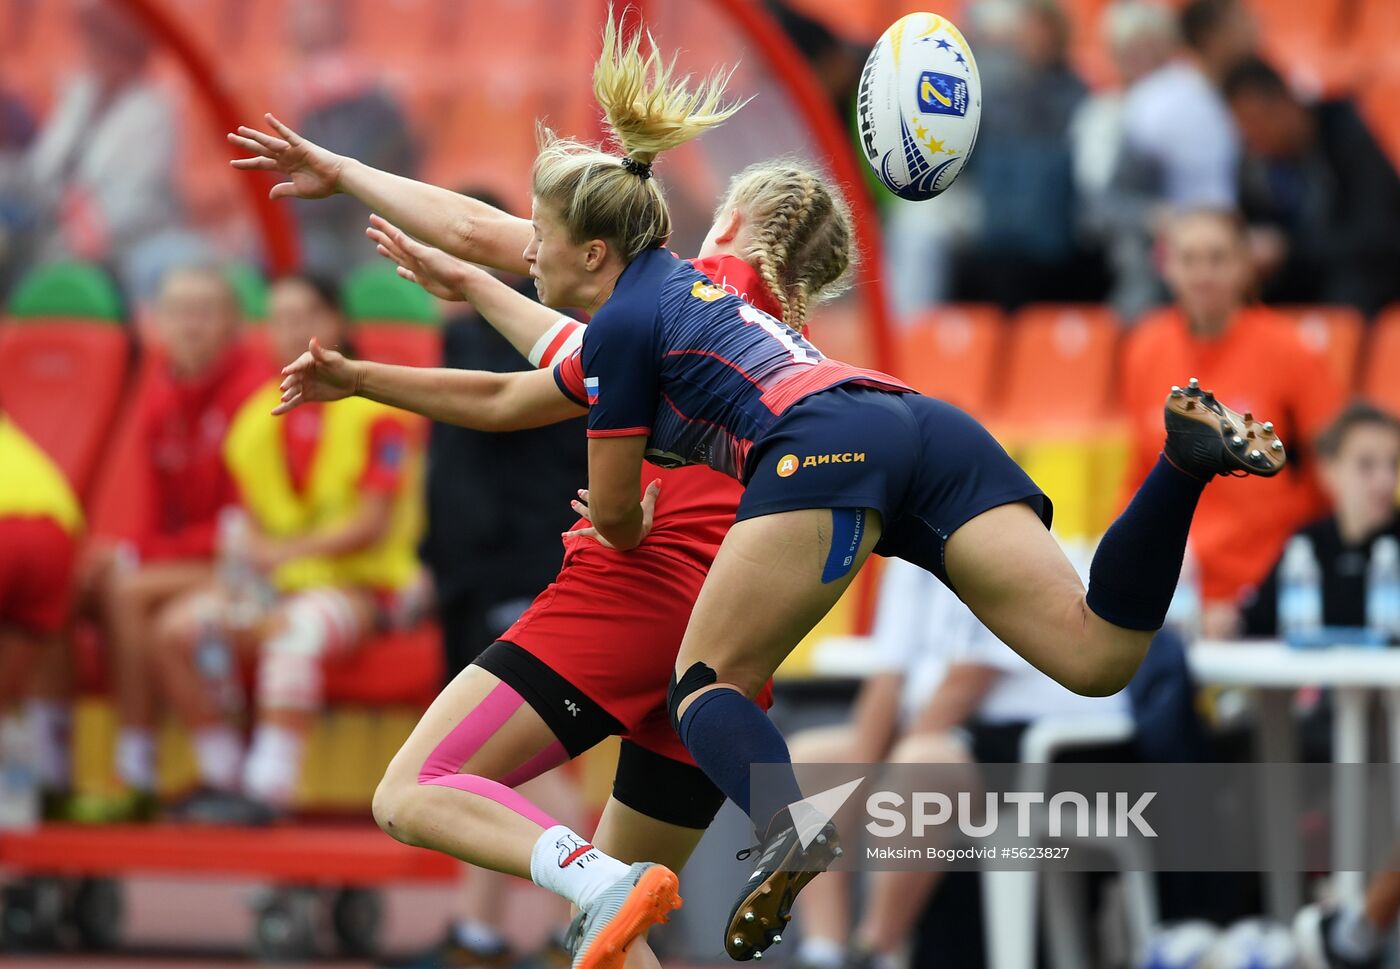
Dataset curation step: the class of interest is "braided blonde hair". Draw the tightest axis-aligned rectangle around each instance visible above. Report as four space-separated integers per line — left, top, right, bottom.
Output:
531 7 747 259
720 161 856 332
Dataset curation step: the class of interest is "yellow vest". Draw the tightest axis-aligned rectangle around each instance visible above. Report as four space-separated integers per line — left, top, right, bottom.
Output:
0 416 83 535
223 383 422 593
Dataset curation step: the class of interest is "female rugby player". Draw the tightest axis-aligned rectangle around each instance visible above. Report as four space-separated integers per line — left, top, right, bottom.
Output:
230 24 856 969
242 11 1287 964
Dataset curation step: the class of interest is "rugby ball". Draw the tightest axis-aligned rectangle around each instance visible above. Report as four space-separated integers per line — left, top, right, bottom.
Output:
856 12 982 201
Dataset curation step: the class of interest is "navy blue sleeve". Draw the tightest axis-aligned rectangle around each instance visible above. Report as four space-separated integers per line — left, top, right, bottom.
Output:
580 294 660 439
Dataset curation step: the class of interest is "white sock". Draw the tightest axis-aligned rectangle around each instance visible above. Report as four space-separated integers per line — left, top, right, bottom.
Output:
453 918 507 953
1329 904 1381 960
116 727 156 793
193 726 243 791
24 700 71 790
241 725 305 808
795 937 845 969
528 824 630 911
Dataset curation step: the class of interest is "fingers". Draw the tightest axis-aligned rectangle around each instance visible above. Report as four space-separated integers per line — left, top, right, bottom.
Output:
570 499 593 521
264 113 301 144
571 526 600 541
395 267 420 285
235 126 288 152
308 337 328 361
271 392 303 416
268 181 303 201
230 156 279 171
577 488 590 503
280 350 315 376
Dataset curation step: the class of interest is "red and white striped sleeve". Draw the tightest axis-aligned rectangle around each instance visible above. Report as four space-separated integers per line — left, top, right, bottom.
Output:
529 318 586 369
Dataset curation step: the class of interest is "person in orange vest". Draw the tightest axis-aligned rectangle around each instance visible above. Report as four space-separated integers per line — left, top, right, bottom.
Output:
149 273 422 823
0 410 83 797
1118 208 1345 637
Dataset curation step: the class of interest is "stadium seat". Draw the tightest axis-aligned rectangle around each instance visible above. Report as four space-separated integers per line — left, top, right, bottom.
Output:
993 304 1120 431
1276 305 1365 387
0 264 131 498
323 623 443 708
894 304 1004 416
807 297 877 370
1362 307 1400 418
1360 71 1400 173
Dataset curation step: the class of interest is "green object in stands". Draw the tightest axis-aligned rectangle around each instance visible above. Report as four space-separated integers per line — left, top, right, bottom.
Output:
341 264 437 324
7 261 123 322
226 264 268 322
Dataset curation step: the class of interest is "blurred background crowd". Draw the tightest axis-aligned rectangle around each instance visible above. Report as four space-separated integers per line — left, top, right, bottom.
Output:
2 0 1400 966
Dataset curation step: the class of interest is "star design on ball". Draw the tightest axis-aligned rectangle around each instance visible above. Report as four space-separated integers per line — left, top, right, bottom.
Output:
910 117 949 155
935 38 953 50
954 51 967 66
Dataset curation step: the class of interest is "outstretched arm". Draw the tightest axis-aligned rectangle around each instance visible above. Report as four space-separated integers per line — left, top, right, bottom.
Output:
367 215 580 366
275 338 584 431
229 113 533 275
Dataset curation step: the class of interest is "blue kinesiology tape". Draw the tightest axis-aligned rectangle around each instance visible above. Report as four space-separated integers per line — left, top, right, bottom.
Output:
822 508 866 583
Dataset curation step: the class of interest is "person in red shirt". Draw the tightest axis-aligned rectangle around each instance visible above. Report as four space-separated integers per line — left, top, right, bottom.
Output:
1118 208 1344 636
148 274 421 823
80 266 269 818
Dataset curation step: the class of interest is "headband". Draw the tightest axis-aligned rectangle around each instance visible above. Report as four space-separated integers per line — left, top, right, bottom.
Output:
621 156 653 180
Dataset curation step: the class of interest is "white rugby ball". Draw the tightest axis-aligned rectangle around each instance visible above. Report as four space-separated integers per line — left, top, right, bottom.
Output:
856 12 982 201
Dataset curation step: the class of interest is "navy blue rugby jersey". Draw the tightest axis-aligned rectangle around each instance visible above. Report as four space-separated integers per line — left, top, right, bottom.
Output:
552 248 911 479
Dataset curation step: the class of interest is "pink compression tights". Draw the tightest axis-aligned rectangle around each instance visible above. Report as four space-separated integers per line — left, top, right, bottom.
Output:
417 681 567 828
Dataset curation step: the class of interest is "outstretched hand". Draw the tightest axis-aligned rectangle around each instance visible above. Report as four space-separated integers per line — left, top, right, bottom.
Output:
273 338 361 415
566 480 663 549
367 214 485 302
228 113 346 201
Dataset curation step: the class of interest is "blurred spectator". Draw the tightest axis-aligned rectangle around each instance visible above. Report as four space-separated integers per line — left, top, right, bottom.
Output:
1240 402 1400 636
789 555 1130 969
1295 862 1400 969
150 274 422 823
0 411 82 796
282 0 418 280
1118 209 1344 637
1069 1 1178 321
1100 0 1257 321
1224 58 1400 317
14 0 181 297
953 0 1096 310
390 227 587 969
76 266 267 821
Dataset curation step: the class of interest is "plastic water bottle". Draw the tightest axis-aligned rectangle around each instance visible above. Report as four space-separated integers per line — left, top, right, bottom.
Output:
218 507 269 632
1367 535 1400 644
0 716 40 830
1278 535 1323 643
195 612 243 719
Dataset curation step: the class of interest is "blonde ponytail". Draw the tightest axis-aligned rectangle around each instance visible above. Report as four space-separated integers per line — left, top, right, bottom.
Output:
531 6 746 260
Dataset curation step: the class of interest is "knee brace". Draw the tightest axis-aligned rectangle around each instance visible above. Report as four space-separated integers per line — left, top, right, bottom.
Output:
667 661 718 732
255 592 355 711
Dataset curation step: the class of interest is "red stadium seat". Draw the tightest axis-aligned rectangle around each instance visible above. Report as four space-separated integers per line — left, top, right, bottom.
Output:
0 320 131 500
994 304 1119 430
1362 306 1400 418
352 324 442 369
323 623 443 708
894 304 1004 416
1275 305 1365 388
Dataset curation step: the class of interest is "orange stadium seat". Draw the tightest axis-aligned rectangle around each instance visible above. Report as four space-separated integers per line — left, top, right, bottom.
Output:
1362 306 1400 418
994 304 1119 430
1276 305 1365 387
894 304 1004 416
0 264 131 498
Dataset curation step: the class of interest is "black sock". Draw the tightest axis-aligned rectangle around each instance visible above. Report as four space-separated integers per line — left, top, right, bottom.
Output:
676 687 804 834
1086 453 1207 631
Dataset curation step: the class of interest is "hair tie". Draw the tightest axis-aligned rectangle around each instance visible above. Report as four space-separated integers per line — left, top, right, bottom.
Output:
621 156 653 180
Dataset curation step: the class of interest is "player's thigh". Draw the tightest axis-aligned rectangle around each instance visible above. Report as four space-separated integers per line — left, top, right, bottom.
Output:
112 559 213 612
944 501 1144 694
382 663 563 788
265 585 377 658
675 508 883 699
590 796 706 874
788 724 861 765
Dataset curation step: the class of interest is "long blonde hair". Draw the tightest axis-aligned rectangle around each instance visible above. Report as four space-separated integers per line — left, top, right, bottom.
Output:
531 7 746 259
720 161 857 332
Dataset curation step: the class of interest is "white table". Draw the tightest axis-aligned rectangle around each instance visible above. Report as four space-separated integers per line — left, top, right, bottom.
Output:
1188 641 1400 912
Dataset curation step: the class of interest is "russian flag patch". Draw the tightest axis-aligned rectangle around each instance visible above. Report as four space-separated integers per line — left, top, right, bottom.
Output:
584 376 599 404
